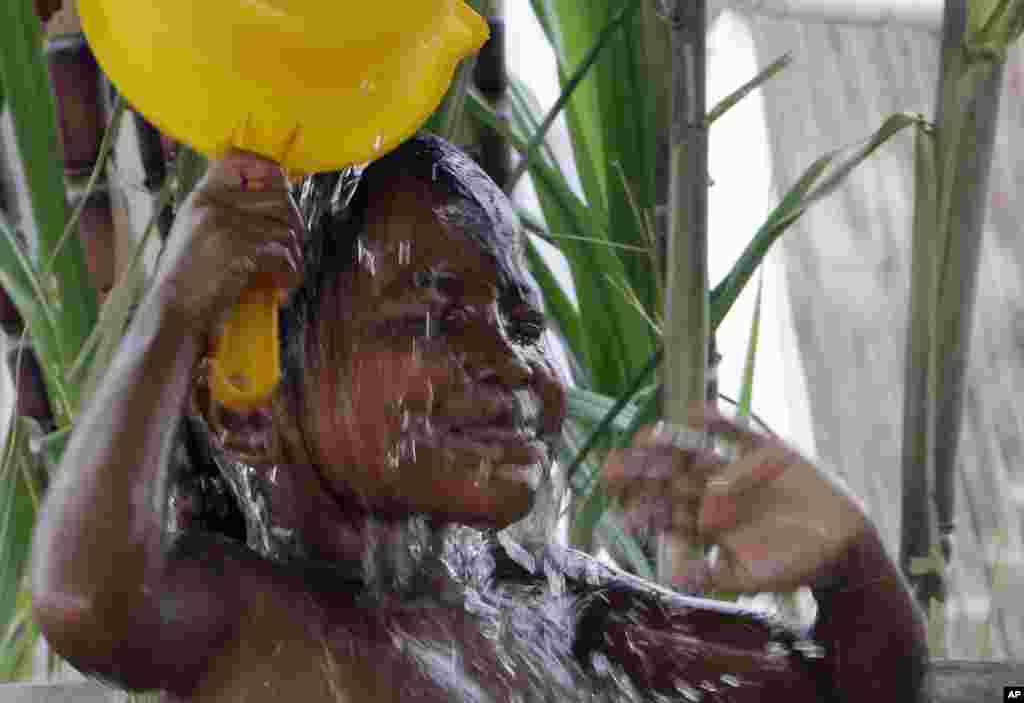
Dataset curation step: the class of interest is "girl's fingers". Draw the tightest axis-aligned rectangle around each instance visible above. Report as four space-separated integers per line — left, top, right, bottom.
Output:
205 148 285 190
672 559 712 594
605 444 720 515
623 494 672 532
603 447 676 485
699 444 795 534
605 421 731 534
201 185 301 230
686 403 768 456
670 495 701 539
704 547 763 594
251 241 304 290
706 443 796 498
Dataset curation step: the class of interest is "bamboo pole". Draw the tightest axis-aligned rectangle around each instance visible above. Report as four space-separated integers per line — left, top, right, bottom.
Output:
901 118 942 608
929 2 1006 581
131 111 176 239
900 0 1011 613
44 24 118 305
46 34 103 185
658 0 710 587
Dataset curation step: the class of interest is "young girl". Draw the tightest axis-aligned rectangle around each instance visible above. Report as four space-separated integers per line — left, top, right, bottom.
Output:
31 135 927 702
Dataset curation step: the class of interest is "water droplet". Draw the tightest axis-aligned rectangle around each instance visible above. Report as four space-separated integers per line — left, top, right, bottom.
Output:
386 444 401 470
374 134 384 152
765 641 790 657
270 526 294 542
794 639 826 659
475 456 494 487
720 673 741 687
589 651 612 676
398 240 411 266
674 681 703 702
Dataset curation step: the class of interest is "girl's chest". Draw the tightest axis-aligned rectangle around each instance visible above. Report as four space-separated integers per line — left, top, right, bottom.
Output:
187 583 592 703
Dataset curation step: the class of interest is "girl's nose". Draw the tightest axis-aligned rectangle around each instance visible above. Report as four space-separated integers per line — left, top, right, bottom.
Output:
460 308 534 390
471 351 533 389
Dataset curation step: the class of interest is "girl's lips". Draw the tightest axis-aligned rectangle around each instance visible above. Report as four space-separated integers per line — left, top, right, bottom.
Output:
406 416 547 466
442 430 547 466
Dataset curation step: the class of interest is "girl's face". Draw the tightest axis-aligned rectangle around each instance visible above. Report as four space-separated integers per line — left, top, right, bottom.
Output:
306 179 566 528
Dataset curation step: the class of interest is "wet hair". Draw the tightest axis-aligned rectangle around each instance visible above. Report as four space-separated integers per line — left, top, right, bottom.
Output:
176 133 557 546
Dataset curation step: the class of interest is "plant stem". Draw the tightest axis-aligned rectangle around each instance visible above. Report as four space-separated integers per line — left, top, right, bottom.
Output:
901 0 1010 612
658 0 709 588
930 3 1005 574
472 0 509 188
901 121 941 608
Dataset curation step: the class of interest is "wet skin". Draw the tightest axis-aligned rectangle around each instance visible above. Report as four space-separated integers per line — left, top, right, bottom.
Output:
30 139 928 702
301 174 565 529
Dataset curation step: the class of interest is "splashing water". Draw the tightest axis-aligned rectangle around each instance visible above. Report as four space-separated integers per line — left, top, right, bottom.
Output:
169 378 825 702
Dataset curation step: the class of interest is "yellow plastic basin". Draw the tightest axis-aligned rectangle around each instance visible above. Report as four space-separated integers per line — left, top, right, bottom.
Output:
79 0 488 173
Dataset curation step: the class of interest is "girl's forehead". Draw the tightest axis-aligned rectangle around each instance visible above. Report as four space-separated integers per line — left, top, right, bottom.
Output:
359 189 537 303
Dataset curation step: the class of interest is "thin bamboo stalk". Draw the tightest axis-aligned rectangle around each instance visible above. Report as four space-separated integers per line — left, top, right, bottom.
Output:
658 0 709 588
6 342 54 430
133 111 168 193
472 0 509 188
43 26 114 310
132 111 175 239
73 185 116 302
46 33 102 185
901 121 942 606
